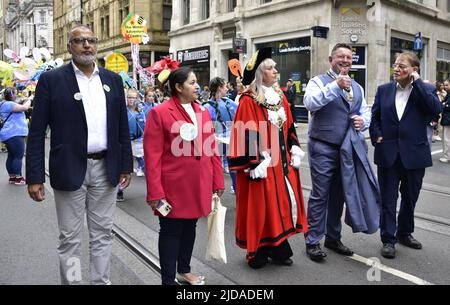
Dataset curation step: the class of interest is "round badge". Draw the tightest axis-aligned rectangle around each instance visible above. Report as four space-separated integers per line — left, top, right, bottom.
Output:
74 93 82 101
103 84 111 92
180 123 198 141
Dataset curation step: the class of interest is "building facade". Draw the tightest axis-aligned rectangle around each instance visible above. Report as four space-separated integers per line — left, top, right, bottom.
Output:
53 0 172 72
170 0 450 109
3 0 53 56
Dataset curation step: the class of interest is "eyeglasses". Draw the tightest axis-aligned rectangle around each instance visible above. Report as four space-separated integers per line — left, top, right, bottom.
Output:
392 64 411 70
70 37 98 45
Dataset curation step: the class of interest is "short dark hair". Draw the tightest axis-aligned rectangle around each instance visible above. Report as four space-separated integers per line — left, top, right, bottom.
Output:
331 43 353 56
3 87 15 101
168 67 194 97
209 77 226 98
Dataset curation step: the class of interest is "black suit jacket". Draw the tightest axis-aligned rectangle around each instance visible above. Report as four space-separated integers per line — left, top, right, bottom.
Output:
369 79 442 170
26 63 133 191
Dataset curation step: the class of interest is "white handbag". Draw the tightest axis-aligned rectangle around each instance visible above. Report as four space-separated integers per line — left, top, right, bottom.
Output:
205 194 227 263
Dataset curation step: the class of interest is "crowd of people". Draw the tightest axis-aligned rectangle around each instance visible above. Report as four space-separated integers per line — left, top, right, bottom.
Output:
1 24 449 286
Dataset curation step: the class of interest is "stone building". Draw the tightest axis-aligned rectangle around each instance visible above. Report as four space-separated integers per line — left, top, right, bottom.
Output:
170 0 450 114
2 0 53 56
53 0 172 70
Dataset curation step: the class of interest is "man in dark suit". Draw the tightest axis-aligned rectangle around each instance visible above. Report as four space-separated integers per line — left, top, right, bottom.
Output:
26 25 132 284
370 52 442 259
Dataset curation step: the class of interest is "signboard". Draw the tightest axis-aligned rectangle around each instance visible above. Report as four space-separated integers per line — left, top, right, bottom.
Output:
223 27 236 39
233 38 247 53
311 26 329 39
414 32 423 51
121 13 148 44
352 46 365 66
177 46 210 65
105 52 129 74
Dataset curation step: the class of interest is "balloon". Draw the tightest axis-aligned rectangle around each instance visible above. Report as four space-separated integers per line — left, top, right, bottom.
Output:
39 48 51 61
19 46 30 60
32 48 42 63
22 57 38 69
3 49 19 62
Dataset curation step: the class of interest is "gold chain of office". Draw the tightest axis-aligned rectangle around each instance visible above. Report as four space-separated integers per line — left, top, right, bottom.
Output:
241 91 285 111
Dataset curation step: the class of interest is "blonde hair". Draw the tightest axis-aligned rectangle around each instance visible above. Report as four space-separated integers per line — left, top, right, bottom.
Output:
249 58 277 102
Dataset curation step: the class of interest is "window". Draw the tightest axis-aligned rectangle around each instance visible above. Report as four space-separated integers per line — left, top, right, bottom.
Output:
163 5 172 31
261 0 272 3
105 15 110 38
183 0 190 25
228 0 237 12
202 0 210 20
39 10 46 23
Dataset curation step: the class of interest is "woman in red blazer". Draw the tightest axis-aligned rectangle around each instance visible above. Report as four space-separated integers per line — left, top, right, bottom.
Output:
144 67 225 285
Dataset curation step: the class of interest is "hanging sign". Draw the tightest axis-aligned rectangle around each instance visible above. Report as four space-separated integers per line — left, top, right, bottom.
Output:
121 13 148 44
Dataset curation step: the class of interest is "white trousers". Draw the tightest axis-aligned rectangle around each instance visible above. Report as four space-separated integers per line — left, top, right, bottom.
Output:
53 159 116 285
443 126 450 159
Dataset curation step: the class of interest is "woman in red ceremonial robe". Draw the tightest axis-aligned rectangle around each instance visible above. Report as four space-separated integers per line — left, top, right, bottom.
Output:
144 67 225 285
228 48 308 269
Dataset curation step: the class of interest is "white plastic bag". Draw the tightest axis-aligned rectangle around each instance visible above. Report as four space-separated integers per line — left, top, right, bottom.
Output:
205 194 227 263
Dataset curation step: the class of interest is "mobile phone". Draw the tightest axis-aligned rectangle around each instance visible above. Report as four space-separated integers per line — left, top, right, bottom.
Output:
156 199 172 216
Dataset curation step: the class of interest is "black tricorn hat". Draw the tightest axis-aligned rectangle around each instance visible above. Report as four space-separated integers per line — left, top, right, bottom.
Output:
242 47 272 86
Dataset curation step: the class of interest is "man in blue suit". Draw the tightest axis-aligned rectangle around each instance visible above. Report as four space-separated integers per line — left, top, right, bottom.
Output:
26 25 133 284
370 52 442 259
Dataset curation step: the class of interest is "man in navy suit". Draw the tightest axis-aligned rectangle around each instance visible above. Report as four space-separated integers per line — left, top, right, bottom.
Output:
26 25 132 284
370 52 442 259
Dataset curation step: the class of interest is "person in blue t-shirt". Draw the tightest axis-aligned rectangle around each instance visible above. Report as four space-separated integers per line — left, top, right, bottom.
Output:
143 87 161 118
117 89 146 202
0 87 32 185
204 77 238 194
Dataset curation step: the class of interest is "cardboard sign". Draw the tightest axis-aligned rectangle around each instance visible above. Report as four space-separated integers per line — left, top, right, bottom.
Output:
228 59 242 78
121 13 148 44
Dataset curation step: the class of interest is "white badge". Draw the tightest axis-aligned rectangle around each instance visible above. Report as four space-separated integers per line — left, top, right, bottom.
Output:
200 106 206 112
74 93 82 101
180 123 198 141
103 84 110 92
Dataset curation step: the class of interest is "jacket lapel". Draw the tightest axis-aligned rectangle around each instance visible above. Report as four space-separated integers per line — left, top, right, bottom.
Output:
64 63 87 126
388 82 399 122
401 86 417 121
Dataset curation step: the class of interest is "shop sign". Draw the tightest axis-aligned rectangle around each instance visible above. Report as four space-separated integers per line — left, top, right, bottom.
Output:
233 38 247 53
352 46 365 66
223 27 236 39
177 46 210 65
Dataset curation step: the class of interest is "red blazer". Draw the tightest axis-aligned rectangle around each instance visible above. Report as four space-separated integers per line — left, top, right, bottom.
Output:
144 96 225 219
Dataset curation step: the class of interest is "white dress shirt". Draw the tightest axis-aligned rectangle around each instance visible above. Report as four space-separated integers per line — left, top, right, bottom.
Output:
304 69 371 130
181 103 197 127
395 82 413 121
72 61 108 153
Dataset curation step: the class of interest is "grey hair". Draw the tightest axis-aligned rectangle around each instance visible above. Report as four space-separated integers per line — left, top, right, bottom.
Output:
67 25 94 42
250 58 277 102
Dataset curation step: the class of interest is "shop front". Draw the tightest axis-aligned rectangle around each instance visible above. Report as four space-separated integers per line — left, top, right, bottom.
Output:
177 46 210 90
256 36 311 122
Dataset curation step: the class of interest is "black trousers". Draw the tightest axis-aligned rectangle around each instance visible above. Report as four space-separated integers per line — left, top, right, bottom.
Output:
250 239 293 267
378 157 425 244
158 217 198 285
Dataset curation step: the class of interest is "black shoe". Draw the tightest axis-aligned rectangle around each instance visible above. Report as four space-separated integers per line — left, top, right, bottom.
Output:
324 238 354 256
306 244 327 262
270 258 293 266
116 192 124 202
397 235 422 249
248 257 268 269
381 243 396 259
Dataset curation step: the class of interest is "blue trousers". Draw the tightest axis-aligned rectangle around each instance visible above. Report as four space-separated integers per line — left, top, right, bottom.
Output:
378 157 425 244
158 217 197 285
306 139 344 245
3 136 25 177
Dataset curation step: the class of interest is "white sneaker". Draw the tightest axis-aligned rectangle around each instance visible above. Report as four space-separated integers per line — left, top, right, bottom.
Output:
439 158 449 163
433 135 442 141
136 169 145 177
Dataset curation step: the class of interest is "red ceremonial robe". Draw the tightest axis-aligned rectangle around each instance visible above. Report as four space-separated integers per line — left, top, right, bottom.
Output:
228 90 308 259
